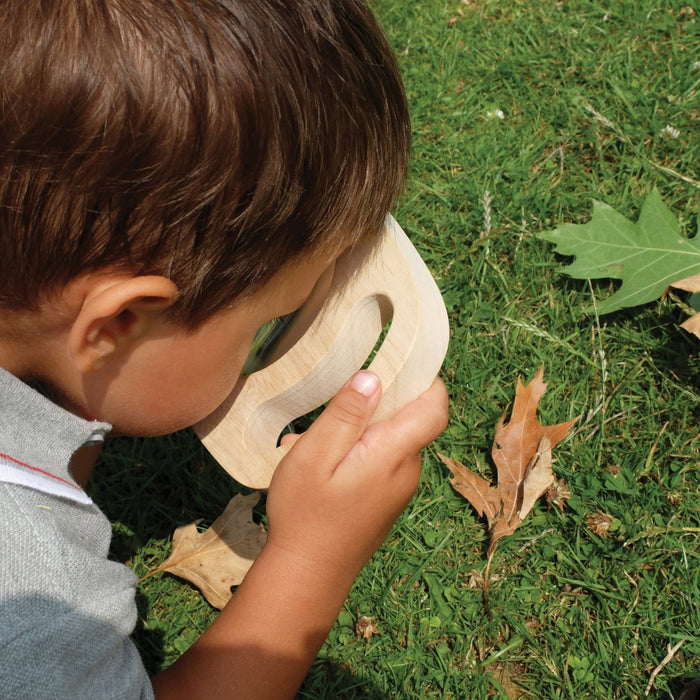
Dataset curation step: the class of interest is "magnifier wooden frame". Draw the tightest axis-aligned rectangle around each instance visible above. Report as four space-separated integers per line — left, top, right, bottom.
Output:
194 215 450 489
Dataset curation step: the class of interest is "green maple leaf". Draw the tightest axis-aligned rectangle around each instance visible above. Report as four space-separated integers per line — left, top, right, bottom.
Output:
539 188 700 314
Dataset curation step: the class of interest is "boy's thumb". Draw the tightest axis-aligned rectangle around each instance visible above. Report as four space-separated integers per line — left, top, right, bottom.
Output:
291 371 382 469
329 370 382 425
347 371 382 400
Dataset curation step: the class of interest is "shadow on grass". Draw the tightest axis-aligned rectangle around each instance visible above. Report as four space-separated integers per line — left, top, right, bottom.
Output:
88 429 391 696
643 309 700 384
299 658 390 700
90 428 248 556
132 592 167 677
655 675 700 700
88 427 248 675
566 288 700 390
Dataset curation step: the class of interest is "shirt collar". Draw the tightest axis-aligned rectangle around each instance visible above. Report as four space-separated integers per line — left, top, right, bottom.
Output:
0 367 111 495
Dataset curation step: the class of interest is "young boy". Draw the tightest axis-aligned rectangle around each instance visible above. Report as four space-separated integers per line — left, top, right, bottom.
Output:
0 1 448 698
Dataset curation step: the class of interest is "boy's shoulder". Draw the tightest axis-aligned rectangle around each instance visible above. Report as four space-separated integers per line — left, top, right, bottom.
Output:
0 369 153 699
0 366 124 608
0 485 153 698
0 367 110 494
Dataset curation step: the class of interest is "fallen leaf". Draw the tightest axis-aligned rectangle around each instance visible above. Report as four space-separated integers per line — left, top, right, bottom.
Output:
440 367 579 617
669 272 700 293
518 436 555 522
538 188 700 314
150 492 267 609
441 367 578 557
680 313 700 338
670 274 700 339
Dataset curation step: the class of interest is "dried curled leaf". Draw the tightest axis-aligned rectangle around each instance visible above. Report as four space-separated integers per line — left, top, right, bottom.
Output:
440 367 578 556
546 477 571 512
441 367 579 617
151 492 267 609
586 511 615 537
670 273 700 338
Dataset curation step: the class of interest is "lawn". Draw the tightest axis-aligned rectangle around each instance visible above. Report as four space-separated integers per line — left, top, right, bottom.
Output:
92 1 699 698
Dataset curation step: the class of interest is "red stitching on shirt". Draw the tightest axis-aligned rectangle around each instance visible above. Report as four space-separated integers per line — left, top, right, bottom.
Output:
0 451 82 491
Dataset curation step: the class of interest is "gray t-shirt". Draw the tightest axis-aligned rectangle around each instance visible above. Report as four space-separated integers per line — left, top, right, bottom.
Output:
0 368 155 699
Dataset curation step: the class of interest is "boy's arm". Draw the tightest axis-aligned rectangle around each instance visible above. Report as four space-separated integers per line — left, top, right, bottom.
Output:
151 372 448 700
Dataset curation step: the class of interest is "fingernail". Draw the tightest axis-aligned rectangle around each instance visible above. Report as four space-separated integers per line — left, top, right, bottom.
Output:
350 370 380 397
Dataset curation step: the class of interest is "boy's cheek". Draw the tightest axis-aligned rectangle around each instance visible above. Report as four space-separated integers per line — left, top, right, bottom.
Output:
117 374 248 437
79 349 250 437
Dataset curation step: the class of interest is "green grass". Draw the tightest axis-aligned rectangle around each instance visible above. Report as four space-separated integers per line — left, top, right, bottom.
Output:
92 1 699 697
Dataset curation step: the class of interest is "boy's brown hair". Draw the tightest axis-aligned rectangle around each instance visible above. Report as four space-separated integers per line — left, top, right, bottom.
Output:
0 0 410 326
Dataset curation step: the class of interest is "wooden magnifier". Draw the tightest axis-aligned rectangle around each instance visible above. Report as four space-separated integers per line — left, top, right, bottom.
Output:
194 215 450 489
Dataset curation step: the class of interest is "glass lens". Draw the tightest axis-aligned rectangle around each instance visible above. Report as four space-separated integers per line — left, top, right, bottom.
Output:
241 312 298 375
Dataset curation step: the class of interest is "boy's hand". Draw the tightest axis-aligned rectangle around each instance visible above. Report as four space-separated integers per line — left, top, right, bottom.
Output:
265 371 449 580
153 372 447 700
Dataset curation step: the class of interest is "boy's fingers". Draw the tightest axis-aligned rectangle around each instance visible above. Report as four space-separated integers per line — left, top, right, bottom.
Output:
364 377 449 460
288 370 382 472
279 433 302 447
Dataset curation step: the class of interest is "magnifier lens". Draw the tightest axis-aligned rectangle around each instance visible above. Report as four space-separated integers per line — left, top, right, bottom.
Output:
241 312 298 375
241 262 337 376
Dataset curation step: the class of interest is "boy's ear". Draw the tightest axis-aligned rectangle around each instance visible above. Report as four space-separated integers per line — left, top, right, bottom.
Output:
68 275 179 373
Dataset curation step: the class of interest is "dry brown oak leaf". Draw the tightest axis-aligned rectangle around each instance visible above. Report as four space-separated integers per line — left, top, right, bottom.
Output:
440 367 579 556
151 492 267 609
670 273 700 338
